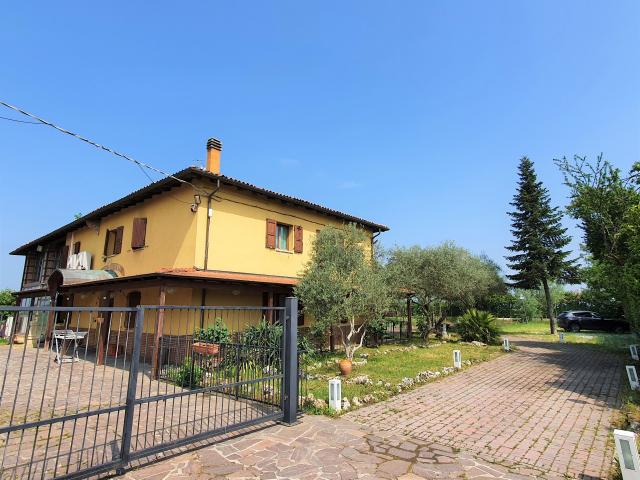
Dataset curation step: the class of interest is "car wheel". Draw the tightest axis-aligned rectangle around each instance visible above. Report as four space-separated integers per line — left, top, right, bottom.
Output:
570 323 580 333
614 326 624 334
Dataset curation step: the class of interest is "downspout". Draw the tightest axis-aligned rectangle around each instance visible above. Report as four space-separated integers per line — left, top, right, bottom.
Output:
203 178 221 271
201 178 221 329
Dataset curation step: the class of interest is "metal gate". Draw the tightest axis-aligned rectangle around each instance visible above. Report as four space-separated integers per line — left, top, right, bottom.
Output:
0 299 299 479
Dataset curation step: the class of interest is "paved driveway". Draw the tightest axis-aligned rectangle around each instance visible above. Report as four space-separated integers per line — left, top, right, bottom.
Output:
347 338 623 479
112 338 624 479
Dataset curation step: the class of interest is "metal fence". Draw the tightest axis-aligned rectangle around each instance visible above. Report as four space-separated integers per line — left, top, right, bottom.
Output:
0 299 299 479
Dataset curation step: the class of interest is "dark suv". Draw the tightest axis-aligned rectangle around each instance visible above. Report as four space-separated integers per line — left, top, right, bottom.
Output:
557 310 629 333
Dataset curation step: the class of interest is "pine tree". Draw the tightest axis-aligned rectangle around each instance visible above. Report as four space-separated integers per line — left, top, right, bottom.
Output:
506 157 577 334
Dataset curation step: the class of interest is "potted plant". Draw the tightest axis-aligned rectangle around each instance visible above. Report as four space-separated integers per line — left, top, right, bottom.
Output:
193 319 229 356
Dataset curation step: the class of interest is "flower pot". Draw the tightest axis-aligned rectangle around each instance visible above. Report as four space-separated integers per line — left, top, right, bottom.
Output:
339 359 352 376
193 342 220 356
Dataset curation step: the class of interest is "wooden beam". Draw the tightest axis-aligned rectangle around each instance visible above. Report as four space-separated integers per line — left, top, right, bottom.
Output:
151 286 166 380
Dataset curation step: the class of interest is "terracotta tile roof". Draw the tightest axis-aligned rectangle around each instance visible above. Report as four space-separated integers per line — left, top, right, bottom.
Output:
11 167 388 255
157 268 299 286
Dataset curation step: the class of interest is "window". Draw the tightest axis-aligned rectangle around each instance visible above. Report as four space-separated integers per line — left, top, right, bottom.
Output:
126 291 141 329
73 241 81 254
104 226 124 256
266 219 303 253
276 224 290 250
131 218 147 249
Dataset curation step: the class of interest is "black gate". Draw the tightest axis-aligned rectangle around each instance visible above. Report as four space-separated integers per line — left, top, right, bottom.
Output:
0 299 299 479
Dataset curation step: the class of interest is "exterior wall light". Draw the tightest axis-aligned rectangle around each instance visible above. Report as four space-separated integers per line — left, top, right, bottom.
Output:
503 338 510 351
453 350 462 369
559 332 565 343
631 345 639 361
627 366 640 391
328 378 342 411
614 429 640 479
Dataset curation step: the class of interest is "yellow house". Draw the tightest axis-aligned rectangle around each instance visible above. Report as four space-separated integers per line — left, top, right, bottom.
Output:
10 138 388 360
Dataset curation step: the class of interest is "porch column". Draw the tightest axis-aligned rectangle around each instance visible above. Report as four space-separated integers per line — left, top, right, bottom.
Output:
266 290 274 324
44 293 56 350
96 292 111 366
406 295 412 339
151 286 166 380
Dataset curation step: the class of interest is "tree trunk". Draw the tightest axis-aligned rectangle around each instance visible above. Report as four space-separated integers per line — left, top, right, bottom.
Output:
541 277 556 334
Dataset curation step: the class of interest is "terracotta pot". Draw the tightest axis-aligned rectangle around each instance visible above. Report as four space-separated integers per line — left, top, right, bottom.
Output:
339 359 352 376
193 342 220 356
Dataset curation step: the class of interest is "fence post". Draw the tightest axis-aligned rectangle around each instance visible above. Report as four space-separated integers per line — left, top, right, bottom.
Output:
282 297 298 424
119 306 144 469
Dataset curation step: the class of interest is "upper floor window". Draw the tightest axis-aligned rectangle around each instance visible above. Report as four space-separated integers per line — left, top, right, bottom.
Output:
265 219 303 253
73 241 81 254
276 224 290 250
104 226 124 256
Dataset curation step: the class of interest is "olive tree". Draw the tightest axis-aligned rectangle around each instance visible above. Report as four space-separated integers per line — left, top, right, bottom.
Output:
386 242 505 339
295 225 391 360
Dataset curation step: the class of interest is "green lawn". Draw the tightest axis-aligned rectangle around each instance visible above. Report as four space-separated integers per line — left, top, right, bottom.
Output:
496 318 634 351
303 339 504 414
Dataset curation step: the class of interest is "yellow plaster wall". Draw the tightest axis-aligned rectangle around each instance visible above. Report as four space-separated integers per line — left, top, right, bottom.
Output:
63 184 199 276
200 184 376 278
67 285 273 338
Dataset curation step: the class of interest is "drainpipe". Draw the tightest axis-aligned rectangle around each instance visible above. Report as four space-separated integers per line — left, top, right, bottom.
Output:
203 178 221 271
201 179 220 329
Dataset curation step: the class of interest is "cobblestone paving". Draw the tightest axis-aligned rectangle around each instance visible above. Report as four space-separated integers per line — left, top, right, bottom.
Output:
122 415 539 479
347 338 623 479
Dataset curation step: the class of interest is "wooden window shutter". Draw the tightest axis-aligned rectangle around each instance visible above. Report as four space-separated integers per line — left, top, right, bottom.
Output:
103 231 110 256
131 217 147 249
294 225 303 253
73 241 81 254
114 226 124 254
266 219 276 249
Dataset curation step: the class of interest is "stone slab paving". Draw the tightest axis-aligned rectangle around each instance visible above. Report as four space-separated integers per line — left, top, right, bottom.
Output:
347 338 623 479
105 337 623 479
120 415 538 480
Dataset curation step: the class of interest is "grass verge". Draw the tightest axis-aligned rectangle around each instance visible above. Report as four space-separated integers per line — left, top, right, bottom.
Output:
302 338 504 415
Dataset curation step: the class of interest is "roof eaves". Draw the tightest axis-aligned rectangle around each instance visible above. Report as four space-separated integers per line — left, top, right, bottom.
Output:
10 166 389 255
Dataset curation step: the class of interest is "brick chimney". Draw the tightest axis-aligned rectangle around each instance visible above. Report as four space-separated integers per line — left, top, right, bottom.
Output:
206 138 222 174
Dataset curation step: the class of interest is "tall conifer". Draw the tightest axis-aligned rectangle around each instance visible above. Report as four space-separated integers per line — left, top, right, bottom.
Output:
506 157 577 334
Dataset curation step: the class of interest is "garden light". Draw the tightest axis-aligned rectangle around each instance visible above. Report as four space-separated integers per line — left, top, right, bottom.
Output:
559 332 565 343
627 366 640 391
631 345 639 361
614 429 640 480
328 378 342 411
503 338 510 351
453 350 462 369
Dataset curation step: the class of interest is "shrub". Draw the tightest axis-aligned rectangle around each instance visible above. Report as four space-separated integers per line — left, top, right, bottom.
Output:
456 309 500 344
416 316 431 341
367 318 388 346
194 318 230 344
243 320 283 351
168 357 202 388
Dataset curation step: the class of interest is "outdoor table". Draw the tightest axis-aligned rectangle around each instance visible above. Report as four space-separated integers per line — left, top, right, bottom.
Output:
53 329 88 363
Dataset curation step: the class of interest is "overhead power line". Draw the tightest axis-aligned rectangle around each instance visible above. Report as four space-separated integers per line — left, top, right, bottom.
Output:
0 100 208 195
0 115 42 124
